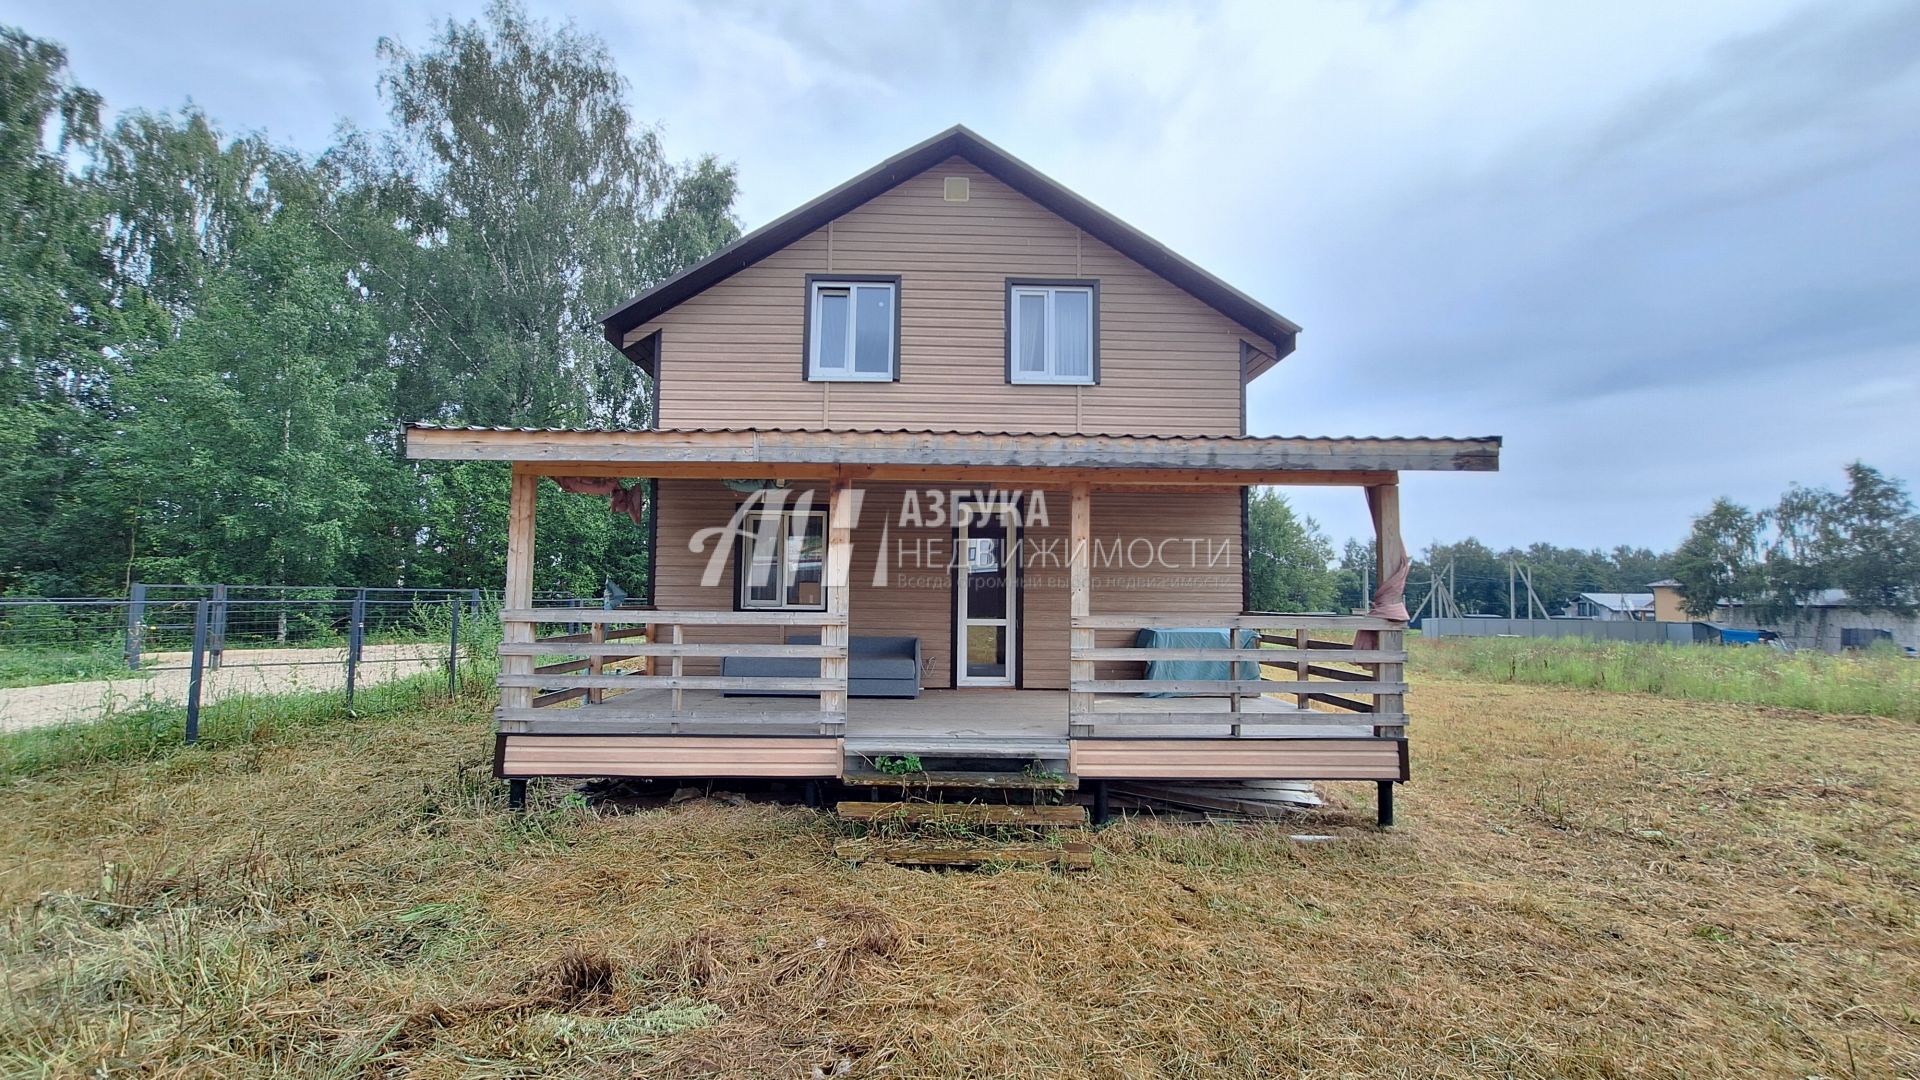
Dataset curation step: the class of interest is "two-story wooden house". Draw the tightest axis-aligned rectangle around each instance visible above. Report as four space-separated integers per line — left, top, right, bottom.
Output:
406 126 1499 824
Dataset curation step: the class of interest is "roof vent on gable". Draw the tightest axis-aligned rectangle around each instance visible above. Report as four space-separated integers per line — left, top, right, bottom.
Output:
943 176 970 202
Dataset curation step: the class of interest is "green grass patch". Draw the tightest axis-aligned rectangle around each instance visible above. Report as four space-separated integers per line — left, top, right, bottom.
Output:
0 646 140 690
1412 635 1920 720
0 667 469 780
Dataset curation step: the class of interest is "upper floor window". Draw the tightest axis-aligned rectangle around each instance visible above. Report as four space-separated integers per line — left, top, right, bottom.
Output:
1007 280 1098 384
807 276 898 381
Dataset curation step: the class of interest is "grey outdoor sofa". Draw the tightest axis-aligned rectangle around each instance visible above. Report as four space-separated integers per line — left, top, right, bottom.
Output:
721 633 921 698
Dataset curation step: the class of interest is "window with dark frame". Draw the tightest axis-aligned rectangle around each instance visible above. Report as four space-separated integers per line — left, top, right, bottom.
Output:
807 278 897 380
739 509 827 610
1008 282 1096 384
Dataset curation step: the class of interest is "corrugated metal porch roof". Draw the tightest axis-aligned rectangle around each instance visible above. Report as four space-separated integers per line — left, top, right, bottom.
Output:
403 424 1502 475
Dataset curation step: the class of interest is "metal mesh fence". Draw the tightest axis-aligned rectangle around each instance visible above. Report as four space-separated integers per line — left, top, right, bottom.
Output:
0 584 604 740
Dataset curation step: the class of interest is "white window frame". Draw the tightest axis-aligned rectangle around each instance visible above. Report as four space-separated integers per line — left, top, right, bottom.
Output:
807 278 897 381
1008 283 1096 385
738 509 828 611
954 501 1019 687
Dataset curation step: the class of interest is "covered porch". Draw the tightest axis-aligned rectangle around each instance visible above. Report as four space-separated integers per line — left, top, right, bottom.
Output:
407 425 1498 819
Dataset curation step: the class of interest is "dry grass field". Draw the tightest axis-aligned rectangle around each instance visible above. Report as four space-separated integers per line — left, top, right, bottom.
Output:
2 673 1916 1078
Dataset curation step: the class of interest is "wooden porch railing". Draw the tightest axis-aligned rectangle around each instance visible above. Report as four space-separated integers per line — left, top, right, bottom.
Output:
495 608 849 735
1067 613 1407 738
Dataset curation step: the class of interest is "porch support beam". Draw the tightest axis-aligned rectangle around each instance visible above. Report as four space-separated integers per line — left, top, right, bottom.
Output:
1068 481 1093 738
821 472 854 734
1366 479 1408 739
501 465 539 714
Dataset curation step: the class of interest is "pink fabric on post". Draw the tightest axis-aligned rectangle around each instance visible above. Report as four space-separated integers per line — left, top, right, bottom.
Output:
552 477 621 497
1355 554 1411 649
552 476 648 525
1369 555 1411 622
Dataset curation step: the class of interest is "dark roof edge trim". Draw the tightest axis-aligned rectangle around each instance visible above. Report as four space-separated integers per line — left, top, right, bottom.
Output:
600 125 1301 362
406 421 1501 446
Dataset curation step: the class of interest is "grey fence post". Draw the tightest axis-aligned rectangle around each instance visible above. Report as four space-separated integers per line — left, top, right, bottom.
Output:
125 582 147 671
186 600 209 744
469 588 483 617
448 599 461 698
346 591 366 708
209 583 228 671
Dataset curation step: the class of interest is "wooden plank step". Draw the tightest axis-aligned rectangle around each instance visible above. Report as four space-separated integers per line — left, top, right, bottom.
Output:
842 767 1078 791
835 801 1087 826
833 839 1094 870
845 736 1069 759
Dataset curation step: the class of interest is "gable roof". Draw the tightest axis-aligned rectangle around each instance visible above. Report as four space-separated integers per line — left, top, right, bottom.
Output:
600 125 1301 371
1576 592 1655 612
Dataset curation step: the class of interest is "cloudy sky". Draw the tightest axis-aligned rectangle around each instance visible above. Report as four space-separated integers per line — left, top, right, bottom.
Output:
17 0 1919 553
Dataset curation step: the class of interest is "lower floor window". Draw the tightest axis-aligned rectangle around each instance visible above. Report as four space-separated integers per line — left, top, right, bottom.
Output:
740 509 826 609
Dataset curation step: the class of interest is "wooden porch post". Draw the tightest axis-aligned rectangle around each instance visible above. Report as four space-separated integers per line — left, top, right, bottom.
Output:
501 466 539 715
821 473 854 735
1367 480 1404 595
1366 480 1407 738
1068 481 1093 738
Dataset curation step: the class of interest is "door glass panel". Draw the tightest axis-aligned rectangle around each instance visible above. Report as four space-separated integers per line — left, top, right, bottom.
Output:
853 285 893 374
965 524 1007 621
966 625 1007 680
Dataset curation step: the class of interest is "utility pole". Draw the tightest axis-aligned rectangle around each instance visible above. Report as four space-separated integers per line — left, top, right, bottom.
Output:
1518 564 1549 620
1509 561 1517 620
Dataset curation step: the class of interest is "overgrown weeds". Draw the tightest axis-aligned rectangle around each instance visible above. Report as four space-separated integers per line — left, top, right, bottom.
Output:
1414 635 1920 720
1 676 1916 1077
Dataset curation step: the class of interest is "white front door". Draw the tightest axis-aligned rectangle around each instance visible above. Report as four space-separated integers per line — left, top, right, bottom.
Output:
955 502 1017 687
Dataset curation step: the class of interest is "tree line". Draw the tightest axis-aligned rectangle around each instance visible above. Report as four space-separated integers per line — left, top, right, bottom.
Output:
1670 463 1920 620
1245 489 1675 616
1247 463 1917 618
1 3 738 598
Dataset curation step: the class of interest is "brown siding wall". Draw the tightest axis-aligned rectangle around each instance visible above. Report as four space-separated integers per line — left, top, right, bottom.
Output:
635 158 1269 436
652 480 1243 690
1069 738 1405 780
501 736 843 778
1087 488 1246 679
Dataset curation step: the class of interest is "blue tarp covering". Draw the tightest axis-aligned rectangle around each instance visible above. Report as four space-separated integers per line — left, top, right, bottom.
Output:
1714 626 1764 644
1136 627 1260 697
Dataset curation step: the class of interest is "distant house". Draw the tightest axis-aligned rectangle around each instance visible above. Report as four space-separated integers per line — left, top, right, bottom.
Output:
1564 592 1655 621
1646 578 1689 623
1646 580 1918 653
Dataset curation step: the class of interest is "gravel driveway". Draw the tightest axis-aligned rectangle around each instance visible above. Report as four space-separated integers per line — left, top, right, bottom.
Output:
0 643 459 733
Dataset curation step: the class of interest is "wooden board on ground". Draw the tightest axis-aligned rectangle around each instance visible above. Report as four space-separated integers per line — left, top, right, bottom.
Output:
834 801 1086 826
833 839 1094 869
841 767 1078 791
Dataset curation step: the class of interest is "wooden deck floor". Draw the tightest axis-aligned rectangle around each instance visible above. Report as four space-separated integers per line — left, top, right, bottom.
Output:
518 689 1366 756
